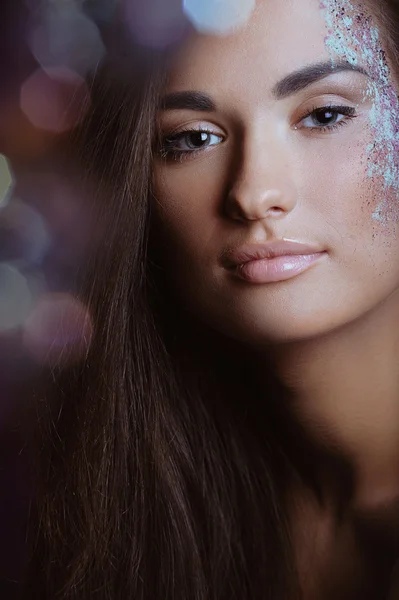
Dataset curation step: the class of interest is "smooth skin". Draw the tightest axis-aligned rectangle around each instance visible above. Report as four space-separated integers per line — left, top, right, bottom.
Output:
152 0 399 596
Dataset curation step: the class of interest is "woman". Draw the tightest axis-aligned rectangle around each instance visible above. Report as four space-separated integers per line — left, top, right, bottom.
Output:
18 0 399 598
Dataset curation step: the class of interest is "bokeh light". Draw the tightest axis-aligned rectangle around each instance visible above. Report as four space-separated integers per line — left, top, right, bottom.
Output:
80 0 118 26
0 198 50 266
183 0 256 35
0 264 32 332
23 293 93 367
124 0 187 48
15 170 93 268
20 66 91 133
0 155 14 208
28 0 105 77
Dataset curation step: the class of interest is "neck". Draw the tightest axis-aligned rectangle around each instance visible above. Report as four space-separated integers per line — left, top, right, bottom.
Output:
254 290 399 517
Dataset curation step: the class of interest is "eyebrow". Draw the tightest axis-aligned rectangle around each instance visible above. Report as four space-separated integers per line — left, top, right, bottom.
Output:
159 59 370 111
272 59 370 99
160 90 217 112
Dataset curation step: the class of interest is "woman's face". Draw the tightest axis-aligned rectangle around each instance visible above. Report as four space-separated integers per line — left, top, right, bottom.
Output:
152 0 399 346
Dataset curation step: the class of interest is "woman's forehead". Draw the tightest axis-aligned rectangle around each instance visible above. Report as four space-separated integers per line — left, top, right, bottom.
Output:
165 0 380 95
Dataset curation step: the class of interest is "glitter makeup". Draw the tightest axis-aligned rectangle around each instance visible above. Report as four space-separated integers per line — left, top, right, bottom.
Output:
320 0 399 225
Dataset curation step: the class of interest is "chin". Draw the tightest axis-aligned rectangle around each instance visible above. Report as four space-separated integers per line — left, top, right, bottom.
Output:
206 306 356 347
184 276 392 348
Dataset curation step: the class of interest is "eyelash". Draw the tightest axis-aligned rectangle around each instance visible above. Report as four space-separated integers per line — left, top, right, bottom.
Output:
159 104 358 163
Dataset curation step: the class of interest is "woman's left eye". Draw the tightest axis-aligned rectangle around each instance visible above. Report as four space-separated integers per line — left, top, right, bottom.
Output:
298 104 357 131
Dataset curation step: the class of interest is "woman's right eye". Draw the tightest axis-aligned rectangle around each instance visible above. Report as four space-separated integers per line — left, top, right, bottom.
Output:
159 128 224 162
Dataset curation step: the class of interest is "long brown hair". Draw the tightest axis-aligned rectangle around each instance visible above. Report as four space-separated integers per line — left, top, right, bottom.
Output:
18 1 399 598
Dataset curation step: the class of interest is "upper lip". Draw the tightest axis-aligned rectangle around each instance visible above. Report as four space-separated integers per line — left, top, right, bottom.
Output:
222 240 325 268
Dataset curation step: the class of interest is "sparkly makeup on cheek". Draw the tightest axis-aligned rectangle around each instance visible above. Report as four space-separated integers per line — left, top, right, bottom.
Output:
320 0 399 226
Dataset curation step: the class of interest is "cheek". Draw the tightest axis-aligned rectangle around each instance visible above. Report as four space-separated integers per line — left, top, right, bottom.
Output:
294 128 399 296
306 123 399 242
152 161 225 256
334 168 399 295
296 134 370 240
366 140 399 229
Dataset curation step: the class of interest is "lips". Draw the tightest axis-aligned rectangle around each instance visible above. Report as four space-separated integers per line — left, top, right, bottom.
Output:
222 240 327 284
223 240 325 269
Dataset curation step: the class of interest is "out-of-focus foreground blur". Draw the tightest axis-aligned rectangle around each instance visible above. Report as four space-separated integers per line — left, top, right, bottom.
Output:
0 0 260 595
0 1 112 594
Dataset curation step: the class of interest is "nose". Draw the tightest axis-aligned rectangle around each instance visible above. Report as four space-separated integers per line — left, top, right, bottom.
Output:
224 136 297 222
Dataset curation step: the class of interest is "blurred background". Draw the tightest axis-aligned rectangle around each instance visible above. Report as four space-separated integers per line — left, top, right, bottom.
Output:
0 1 121 595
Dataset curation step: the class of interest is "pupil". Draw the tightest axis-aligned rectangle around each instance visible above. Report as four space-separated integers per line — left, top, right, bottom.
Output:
316 109 335 124
189 132 208 147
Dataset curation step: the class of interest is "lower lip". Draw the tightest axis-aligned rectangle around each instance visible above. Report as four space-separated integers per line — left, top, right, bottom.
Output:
230 252 326 284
